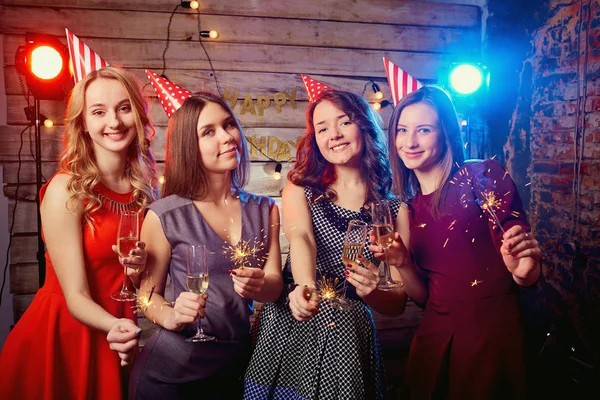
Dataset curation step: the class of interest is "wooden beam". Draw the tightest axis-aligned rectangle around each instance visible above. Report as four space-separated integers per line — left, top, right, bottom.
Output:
4 35 446 80
0 6 479 53
0 1 481 28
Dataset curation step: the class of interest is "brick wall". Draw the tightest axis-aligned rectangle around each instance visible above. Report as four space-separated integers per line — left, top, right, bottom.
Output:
493 0 600 368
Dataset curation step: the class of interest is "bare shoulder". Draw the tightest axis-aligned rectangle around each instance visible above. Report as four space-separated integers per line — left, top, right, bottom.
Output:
42 174 83 215
282 181 305 199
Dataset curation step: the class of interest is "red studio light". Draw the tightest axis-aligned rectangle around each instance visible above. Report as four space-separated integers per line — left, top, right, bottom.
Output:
15 32 72 100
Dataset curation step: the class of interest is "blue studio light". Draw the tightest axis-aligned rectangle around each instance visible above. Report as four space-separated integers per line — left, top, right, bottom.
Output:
449 64 484 95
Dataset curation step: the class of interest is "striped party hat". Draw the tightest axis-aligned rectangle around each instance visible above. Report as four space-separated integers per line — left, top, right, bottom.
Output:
301 74 332 103
65 29 109 84
383 57 423 106
145 70 194 118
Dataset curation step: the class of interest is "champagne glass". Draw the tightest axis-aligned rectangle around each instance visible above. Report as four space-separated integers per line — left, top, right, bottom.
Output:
186 244 215 342
371 200 401 291
337 219 368 310
110 211 139 302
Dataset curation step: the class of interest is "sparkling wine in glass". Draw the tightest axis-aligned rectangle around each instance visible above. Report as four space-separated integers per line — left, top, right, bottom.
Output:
111 211 139 302
372 200 401 291
337 220 368 309
186 245 215 342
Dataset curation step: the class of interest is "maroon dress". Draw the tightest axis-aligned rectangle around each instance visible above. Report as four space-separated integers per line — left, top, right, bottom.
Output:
405 160 529 399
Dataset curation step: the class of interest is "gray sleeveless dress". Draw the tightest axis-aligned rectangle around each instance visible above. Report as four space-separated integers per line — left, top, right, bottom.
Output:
129 191 275 400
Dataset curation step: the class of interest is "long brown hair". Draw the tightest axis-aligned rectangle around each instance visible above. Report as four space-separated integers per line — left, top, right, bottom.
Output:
60 66 158 227
162 92 250 199
387 86 464 215
288 90 393 203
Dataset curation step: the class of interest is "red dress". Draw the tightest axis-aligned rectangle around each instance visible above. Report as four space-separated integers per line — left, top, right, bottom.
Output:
0 174 136 400
405 160 529 399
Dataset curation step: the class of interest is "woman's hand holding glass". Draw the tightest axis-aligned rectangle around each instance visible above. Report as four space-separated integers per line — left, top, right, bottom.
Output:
112 241 147 277
230 267 266 299
345 253 380 298
166 291 208 332
288 285 319 322
368 231 410 269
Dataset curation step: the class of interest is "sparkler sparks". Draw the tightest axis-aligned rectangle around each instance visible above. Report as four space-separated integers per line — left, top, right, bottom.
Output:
316 276 344 301
132 285 155 314
223 236 266 269
479 190 506 234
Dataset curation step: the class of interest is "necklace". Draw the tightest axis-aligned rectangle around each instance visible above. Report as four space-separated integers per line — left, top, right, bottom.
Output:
96 192 139 214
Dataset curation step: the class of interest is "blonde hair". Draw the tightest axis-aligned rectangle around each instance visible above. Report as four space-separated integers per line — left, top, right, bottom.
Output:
59 66 159 227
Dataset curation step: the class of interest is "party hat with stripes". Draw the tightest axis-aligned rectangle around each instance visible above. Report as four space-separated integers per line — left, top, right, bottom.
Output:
382 57 423 106
65 29 109 84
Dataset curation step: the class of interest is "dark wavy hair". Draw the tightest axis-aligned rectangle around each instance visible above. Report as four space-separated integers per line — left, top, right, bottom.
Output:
288 90 393 203
162 92 250 199
387 86 464 215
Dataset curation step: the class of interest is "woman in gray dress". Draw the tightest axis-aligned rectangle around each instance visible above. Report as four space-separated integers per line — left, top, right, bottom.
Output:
129 92 283 399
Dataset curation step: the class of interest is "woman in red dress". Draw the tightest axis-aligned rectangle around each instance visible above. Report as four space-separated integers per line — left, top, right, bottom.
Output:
371 86 542 399
0 66 158 399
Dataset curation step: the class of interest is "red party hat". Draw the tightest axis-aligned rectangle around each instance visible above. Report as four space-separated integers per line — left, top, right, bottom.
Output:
383 57 423 106
301 74 333 103
65 29 109 84
145 70 194 118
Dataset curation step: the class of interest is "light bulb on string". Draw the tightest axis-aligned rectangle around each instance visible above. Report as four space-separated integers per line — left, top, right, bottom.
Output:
371 81 384 100
200 30 219 39
273 163 282 181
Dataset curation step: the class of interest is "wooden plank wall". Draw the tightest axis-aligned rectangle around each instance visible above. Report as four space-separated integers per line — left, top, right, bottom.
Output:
0 0 481 333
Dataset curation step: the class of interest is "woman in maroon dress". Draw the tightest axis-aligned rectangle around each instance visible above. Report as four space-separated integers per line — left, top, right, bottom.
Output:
371 86 542 399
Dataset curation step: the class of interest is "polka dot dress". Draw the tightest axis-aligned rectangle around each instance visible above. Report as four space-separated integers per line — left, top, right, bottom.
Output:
244 187 400 400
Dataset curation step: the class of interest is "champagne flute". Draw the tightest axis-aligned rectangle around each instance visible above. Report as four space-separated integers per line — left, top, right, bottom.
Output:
186 244 215 342
337 219 368 310
371 200 401 291
110 211 139 302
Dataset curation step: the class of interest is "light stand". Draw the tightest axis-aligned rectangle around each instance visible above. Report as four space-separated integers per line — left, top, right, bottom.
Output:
33 99 46 285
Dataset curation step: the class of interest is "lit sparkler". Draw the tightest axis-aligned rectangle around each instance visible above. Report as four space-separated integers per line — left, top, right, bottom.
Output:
132 285 156 314
316 276 344 301
223 235 267 269
478 190 506 234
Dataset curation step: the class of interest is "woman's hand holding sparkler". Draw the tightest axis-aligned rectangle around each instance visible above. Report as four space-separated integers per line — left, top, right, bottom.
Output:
368 231 410 268
345 254 379 298
288 285 319 322
500 225 541 286
165 292 208 332
230 267 266 299
107 318 142 366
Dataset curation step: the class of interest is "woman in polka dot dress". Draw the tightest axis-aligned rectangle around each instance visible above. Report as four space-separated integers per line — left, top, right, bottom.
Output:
244 90 408 399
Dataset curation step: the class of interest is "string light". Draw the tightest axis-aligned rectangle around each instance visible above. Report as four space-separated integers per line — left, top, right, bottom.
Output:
371 81 384 100
181 1 199 9
273 163 283 180
158 175 165 185
372 100 391 111
200 30 219 39
43 117 53 128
